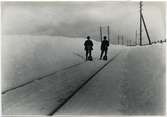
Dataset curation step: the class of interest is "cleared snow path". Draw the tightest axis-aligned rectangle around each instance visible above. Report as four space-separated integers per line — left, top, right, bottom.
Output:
55 48 129 115
2 43 165 115
2 62 85 94
56 45 165 115
49 51 121 115
2 49 121 115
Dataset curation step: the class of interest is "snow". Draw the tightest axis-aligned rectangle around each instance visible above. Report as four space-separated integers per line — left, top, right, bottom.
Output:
2 35 165 115
2 35 120 92
56 49 130 115
120 44 166 115
56 44 166 115
2 61 105 115
2 35 123 115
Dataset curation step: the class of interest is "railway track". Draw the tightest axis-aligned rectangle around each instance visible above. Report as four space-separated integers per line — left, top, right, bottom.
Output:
49 51 121 115
2 61 85 95
2 51 121 115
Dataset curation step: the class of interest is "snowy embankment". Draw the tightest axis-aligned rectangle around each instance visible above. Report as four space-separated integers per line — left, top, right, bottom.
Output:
55 44 166 115
119 44 166 115
2 35 123 115
2 35 84 92
2 35 118 92
2 35 165 115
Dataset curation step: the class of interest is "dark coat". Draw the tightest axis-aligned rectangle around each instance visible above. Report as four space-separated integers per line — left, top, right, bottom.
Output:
84 40 93 50
101 40 109 50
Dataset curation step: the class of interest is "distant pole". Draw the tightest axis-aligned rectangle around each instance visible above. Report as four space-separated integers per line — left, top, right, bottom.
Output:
130 40 132 46
100 26 102 42
141 14 152 45
140 1 143 46
135 30 138 45
107 26 110 44
122 35 124 45
127 40 128 46
118 35 120 45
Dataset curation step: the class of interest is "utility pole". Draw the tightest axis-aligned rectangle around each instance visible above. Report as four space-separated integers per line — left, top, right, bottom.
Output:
141 14 152 45
140 1 142 46
122 35 124 45
135 30 138 45
139 1 152 45
100 26 102 42
107 26 110 44
118 35 120 45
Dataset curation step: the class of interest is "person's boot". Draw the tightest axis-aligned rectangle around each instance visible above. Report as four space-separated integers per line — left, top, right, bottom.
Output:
103 55 107 60
100 53 103 60
100 55 102 60
86 57 88 61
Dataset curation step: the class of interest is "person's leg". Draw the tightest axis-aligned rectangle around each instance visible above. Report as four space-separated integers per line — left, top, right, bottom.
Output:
89 50 92 57
100 50 104 59
104 49 108 56
86 50 88 60
87 50 90 58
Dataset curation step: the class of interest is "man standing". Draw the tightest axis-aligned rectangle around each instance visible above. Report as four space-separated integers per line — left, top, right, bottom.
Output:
100 36 109 60
84 36 93 61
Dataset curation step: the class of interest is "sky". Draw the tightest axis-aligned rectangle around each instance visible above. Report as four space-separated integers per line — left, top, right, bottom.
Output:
1 1 166 44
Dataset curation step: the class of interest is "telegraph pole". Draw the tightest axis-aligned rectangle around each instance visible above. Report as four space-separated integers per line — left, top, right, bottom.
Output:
139 1 152 45
135 30 138 45
121 35 124 45
141 14 152 45
118 35 120 45
127 40 130 46
107 26 110 43
100 26 102 42
140 1 142 46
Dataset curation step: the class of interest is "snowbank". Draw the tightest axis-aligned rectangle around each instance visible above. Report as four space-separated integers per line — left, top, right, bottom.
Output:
120 44 166 114
1 35 84 92
1 35 120 92
55 44 166 115
2 35 165 115
2 35 123 115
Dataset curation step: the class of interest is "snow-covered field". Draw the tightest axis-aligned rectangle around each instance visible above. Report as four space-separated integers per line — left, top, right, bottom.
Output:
56 44 166 115
2 35 123 115
2 35 122 92
120 44 166 114
2 35 165 115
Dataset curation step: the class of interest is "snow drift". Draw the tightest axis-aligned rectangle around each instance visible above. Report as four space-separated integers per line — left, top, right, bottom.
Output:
2 35 123 115
2 35 165 115
119 44 166 115
2 35 121 92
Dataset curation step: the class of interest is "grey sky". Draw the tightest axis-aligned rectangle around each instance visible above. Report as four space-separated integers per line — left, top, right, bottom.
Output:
2 1 166 43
